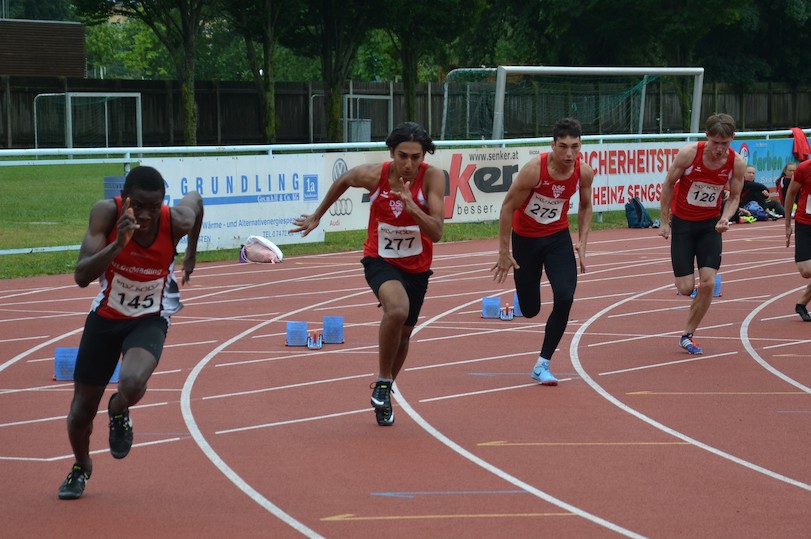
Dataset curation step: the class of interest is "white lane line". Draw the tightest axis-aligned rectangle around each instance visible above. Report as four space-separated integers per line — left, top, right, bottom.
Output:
392 297 647 539
598 352 738 376
570 283 811 493
740 285 811 394
0 437 183 462
181 292 371 539
216 408 369 435
202 373 374 401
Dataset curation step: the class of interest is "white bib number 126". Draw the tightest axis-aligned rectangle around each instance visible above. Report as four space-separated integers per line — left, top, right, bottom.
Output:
686 181 723 207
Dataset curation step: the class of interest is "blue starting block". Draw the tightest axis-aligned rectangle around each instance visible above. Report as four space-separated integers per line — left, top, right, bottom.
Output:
684 274 722 298
285 321 309 346
54 347 120 383
482 296 501 318
322 315 344 344
513 292 523 317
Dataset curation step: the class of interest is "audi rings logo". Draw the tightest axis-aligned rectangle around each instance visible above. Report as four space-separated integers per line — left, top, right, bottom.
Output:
329 198 353 216
332 158 349 181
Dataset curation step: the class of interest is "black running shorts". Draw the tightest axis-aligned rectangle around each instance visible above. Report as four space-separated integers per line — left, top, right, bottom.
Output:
73 312 168 386
795 222 811 263
361 256 432 327
670 215 722 277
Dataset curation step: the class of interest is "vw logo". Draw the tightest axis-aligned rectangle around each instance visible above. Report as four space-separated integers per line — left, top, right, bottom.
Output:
329 198 353 216
332 159 348 181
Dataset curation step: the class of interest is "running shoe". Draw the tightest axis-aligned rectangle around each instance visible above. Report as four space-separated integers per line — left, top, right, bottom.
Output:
58 464 90 500
796 304 811 322
108 393 133 459
370 381 394 426
530 360 558 386
679 334 703 354
766 209 782 220
375 407 394 426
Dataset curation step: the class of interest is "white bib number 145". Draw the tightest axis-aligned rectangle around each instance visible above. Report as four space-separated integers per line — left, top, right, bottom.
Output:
109 273 162 317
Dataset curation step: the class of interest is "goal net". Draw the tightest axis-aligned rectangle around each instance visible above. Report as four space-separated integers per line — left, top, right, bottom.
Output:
33 92 143 149
440 66 704 140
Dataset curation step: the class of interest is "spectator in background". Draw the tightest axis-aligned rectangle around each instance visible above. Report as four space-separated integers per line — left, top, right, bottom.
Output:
776 162 798 207
741 165 784 219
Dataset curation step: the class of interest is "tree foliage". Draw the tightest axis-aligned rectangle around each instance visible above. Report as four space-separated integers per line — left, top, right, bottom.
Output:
73 0 211 144
24 0 807 142
281 0 377 141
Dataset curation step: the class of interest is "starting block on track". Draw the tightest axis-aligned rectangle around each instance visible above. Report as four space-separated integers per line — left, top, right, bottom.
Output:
482 296 519 320
54 347 120 383
307 331 323 350
482 296 501 318
287 316 345 348
285 321 309 346
679 274 722 298
322 315 344 344
512 292 523 317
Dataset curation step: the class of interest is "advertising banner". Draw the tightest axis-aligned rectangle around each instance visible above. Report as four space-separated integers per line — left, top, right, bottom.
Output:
141 155 325 252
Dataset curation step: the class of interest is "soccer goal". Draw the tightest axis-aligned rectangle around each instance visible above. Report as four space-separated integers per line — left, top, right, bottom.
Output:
440 66 704 140
33 92 143 149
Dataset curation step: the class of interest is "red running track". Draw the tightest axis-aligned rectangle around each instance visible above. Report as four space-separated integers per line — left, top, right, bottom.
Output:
2 221 810 538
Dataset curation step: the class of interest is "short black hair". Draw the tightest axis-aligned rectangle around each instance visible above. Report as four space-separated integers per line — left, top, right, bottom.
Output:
552 118 582 141
385 121 436 154
122 166 166 196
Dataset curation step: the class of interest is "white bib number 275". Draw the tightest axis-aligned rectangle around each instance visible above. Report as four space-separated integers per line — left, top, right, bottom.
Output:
525 192 566 224
109 273 162 317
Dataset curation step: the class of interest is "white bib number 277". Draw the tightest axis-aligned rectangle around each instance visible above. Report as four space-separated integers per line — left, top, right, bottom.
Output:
109 273 162 317
377 223 423 258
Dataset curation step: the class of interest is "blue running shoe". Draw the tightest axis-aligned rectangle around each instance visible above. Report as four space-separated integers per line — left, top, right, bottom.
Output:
679 334 703 354
530 360 558 386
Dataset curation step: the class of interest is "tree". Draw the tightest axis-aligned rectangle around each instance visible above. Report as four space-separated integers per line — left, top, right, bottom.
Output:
283 1 377 142
219 0 301 143
74 0 211 145
378 0 486 121
8 0 76 20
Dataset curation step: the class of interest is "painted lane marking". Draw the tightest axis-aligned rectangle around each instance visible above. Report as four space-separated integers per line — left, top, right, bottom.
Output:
570 283 811 494
371 489 528 498
393 298 648 539
479 441 689 447
321 512 574 522
740 284 811 395
181 290 371 539
598 352 738 376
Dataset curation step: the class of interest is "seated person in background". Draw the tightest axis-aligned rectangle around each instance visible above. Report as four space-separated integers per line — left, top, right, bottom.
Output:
722 186 755 223
776 162 798 207
741 165 784 218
